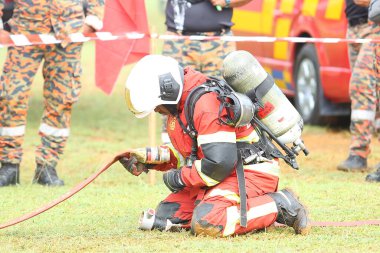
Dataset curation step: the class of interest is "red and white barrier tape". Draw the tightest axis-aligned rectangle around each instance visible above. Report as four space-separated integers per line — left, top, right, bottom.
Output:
0 32 145 47
1 32 380 47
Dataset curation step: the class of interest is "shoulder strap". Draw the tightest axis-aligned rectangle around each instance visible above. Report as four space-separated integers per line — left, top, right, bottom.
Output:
179 78 237 163
178 80 222 162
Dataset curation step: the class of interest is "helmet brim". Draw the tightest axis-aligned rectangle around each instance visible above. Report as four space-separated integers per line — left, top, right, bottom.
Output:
125 88 154 118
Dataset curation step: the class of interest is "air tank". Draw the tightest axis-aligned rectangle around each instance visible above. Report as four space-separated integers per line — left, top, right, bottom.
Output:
223 50 303 144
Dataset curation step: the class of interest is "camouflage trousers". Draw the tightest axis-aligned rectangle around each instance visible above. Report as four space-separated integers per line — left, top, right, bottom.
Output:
162 30 236 79
347 23 372 68
348 24 380 158
0 42 82 167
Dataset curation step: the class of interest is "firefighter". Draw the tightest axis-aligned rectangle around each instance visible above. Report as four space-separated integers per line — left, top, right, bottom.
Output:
338 0 373 172
0 1 104 187
121 55 310 237
338 0 380 182
366 1 380 182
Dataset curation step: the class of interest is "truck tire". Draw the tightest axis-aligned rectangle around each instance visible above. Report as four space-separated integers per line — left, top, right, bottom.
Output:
294 43 323 124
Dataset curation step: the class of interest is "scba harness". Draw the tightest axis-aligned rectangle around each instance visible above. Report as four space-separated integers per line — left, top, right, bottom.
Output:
173 77 305 227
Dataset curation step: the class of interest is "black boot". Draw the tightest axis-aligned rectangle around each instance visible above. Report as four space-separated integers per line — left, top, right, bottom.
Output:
337 155 368 172
33 164 64 186
0 163 20 186
268 189 311 235
365 164 380 182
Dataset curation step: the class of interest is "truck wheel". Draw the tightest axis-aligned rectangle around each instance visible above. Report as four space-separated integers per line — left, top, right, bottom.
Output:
294 43 323 124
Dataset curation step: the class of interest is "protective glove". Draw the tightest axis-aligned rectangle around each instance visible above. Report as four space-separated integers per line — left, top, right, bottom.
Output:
119 156 149 176
163 169 185 193
130 146 170 164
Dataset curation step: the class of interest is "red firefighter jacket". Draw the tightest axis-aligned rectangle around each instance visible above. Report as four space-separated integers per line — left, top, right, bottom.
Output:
156 67 259 189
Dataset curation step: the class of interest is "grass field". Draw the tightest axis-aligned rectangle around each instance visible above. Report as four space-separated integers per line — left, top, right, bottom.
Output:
1 3 380 253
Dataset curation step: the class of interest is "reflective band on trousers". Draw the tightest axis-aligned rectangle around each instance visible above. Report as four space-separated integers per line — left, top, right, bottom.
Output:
39 123 70 137
351 110 376 121
247 201 278 221
223 201 278 236
244 162 280 177
0 126 26 136
208 188 241 202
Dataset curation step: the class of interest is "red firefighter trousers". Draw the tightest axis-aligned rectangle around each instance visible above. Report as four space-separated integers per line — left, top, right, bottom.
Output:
155 164 279 237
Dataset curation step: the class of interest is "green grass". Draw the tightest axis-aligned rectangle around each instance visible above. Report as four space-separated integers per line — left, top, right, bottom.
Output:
1 3 380 252
0 41 379 252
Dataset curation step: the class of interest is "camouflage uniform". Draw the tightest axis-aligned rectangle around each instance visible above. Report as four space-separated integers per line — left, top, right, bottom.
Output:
0 0 104 167
161 0 238 140
162 31 236 78
162 0 236 78
348 23 380 158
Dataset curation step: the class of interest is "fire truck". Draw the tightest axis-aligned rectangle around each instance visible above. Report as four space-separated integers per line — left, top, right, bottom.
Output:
233 0 350 124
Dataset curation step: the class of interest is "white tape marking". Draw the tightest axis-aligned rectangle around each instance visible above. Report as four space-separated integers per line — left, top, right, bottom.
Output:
10 35 32 46
95 32 118 41
39 34 61 44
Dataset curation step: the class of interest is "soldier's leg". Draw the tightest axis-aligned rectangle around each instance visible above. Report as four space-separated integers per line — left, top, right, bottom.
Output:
33 43 82 185
365 41 380 182
374 112 380 137
350 41 376 157
338 41 377 172
346 23 371 69
0 46 43 186
346 26 361 69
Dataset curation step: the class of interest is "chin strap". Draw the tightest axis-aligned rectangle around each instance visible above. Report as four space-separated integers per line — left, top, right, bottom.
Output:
162 104 179 116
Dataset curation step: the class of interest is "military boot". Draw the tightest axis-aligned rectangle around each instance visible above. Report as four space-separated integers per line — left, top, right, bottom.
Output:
365 163 380 182
337 155 368 172
0 163 20 186
33 164 64 186
268 189 311 235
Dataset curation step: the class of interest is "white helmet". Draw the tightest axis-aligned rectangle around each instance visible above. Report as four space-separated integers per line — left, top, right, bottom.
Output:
125 55 184 118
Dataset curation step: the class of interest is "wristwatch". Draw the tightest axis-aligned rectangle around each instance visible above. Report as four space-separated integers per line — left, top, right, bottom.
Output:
225 0 231 8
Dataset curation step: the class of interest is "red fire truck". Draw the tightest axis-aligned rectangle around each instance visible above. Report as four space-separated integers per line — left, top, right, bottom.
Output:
233 0 350 124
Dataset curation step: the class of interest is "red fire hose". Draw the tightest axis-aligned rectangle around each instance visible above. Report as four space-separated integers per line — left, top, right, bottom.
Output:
0 151 128 230
0 151 379 230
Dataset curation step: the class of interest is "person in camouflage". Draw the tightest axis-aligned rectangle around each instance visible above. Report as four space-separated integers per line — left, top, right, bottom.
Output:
338 0 380 182
367 25 380 182
160 0 252 143
0 0 104 187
